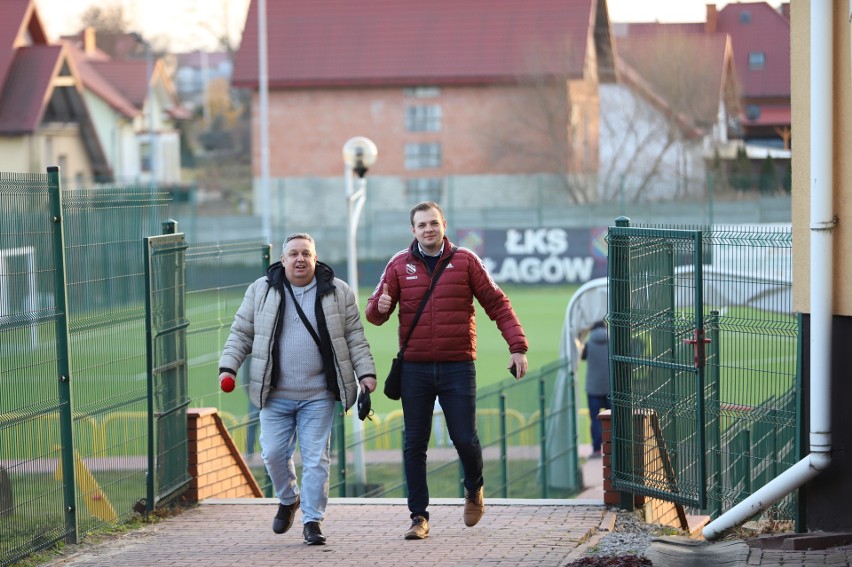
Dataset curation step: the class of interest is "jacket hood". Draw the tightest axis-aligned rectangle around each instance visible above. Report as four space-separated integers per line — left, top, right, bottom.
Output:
266 260 336 290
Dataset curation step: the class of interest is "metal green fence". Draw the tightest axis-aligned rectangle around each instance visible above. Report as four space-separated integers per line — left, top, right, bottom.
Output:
0 169 580 566
183 239 272 495
328 359 579 499
607 218 798 524
0 169 173 565
143 226 192 508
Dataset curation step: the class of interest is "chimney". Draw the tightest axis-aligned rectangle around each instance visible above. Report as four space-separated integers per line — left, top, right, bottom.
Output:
780 2 790 20
705 4 717 33
83 27 96 55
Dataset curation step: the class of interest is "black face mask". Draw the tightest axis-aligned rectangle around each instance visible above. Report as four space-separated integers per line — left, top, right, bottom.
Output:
357 387 373 421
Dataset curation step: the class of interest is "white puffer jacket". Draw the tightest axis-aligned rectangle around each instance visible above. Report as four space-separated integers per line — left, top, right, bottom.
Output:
219 261 375 410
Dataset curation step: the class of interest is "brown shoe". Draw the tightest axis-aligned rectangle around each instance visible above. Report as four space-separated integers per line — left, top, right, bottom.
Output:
404 515 429 539
463 486 485 527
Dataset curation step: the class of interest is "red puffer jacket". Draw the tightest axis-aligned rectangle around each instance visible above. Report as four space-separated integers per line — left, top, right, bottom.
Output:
366 238 528 362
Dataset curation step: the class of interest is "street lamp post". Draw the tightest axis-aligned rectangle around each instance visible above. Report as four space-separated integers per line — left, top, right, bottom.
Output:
342 136 377 493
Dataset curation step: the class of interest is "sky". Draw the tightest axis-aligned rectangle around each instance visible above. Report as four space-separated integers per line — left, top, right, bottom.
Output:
32 0 786 53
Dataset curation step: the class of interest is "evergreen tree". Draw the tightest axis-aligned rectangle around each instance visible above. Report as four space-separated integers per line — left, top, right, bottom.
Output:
758 156 778 195
782 160 792 194
730 146 753 192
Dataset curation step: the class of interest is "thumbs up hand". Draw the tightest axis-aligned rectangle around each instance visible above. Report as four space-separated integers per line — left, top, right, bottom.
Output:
377 283 392 314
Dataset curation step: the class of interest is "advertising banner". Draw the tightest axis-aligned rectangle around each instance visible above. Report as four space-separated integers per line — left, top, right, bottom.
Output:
456 227 608 285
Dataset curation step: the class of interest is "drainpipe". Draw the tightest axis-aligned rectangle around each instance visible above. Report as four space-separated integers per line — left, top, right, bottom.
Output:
703 0 835 540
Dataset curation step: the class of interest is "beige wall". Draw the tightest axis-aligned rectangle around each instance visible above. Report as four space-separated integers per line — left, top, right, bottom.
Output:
0 138 31 172
791 0 852 316
0 127 93 181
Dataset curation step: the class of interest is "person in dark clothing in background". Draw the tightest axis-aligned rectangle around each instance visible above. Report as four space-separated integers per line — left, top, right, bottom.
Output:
582 320 611 458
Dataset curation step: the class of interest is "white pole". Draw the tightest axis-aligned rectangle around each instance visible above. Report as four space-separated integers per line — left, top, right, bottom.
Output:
258 0 272 245
346 167 368 488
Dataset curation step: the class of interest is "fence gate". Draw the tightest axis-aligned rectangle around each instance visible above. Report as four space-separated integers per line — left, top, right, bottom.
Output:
607 219 711 510
143 222 191 509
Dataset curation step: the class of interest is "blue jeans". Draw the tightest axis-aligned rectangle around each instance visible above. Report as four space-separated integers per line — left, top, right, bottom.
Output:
259 397 335 523
401 360 482 520
587 394 611 453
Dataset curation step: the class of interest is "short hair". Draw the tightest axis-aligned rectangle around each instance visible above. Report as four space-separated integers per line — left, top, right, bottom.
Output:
281 232 315 255
409 201 444 226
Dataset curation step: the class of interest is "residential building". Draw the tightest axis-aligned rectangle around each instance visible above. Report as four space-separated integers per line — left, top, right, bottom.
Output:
62 28 188 185
616 1 791 151
790 0 848 533
232 0 616 250
0 0 107 183
174 50 233 118
0 0 186 186
600 30 739 201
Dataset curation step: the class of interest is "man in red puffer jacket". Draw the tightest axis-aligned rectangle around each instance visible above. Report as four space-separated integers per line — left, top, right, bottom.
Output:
366 201 528 540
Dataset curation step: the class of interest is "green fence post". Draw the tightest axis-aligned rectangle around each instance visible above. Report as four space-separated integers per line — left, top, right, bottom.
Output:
610 216 634 511
539 377 548 499
143 232 155 511
707 310 721 517
499 393 508 498
48 166 79 543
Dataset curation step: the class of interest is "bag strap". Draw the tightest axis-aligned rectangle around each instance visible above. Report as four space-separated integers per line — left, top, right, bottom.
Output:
398 247 457 356
284 279 322 349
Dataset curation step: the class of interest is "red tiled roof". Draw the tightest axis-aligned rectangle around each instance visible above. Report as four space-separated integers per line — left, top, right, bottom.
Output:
233 0 595 88
64 41 140 119
716 1 790 98
89 60 151 108
616 22 704 36
0 44 61 133
0 0 47 87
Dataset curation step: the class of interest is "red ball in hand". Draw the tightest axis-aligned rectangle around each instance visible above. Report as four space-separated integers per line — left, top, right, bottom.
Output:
220 375 235 393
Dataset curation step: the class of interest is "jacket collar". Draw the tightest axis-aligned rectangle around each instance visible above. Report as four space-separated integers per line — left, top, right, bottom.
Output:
409 236 454 261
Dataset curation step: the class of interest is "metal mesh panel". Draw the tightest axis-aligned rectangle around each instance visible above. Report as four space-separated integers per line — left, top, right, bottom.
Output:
144 233 191 504
184 241 271 495
607 221 797 522
0 172 71 565
330 360 579 499
61 186 172 535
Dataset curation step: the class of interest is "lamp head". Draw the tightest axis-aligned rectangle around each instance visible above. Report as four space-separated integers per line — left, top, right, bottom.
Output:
342 136 378 178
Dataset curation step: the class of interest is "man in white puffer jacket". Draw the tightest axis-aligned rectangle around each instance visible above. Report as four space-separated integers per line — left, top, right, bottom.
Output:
219 233 376 546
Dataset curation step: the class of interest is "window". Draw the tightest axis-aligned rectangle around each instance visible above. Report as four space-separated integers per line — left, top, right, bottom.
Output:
748 52 765 69
140 141 152 172
406 178 443 202
405 143 442 169
739 10 752 24
405 105 442 132
403 86 440 98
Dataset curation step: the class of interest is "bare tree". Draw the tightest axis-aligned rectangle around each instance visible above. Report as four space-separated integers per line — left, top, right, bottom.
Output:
599 31 740 202
475 41 595 204
76 3 140 58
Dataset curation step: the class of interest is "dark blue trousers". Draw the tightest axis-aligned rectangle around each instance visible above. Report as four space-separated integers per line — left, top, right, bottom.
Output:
401 361 481 521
